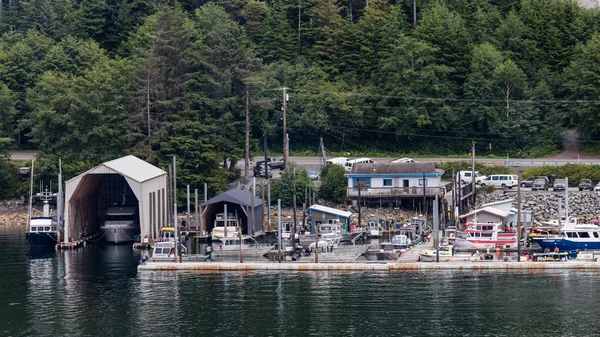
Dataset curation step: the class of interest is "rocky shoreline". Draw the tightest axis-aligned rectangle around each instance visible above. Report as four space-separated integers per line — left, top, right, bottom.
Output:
476 190 600 220
0 199 28 226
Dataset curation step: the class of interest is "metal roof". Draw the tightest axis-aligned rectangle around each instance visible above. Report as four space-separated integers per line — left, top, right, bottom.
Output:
481 199 515 208
350 162 441 175
460 206 510 219
102 155 167 183
308 205 352 218
66 155 166 184
201 188 263 207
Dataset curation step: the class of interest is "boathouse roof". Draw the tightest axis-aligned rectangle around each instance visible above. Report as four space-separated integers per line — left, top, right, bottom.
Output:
349 162 443 175
307 205 352 219
200 188 263 207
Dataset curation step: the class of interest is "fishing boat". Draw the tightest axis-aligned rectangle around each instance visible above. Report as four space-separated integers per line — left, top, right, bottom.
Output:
26 159 61 248
532 222 600 252
26 190 58 247
419 245 475 262
212 236 272 257
366 218 381 237
211 212 240 240
147 241 189 262
452 222 517 249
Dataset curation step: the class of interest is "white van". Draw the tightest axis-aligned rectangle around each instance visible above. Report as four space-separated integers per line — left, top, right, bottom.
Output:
344 158 375 172
459 171 487 184
326 157 349 167
481 174 519 189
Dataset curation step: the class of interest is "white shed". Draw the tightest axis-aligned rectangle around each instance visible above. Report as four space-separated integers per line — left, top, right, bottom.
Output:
64 155 168 243
460 206 510 224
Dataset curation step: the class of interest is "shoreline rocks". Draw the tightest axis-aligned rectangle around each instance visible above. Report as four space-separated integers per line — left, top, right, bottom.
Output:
476 191 600 220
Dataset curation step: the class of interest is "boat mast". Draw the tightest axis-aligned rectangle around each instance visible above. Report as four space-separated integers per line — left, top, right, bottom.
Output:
26 159 34 233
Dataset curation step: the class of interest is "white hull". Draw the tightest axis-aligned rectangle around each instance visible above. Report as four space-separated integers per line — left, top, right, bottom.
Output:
101 226 139 244
211 246 272 257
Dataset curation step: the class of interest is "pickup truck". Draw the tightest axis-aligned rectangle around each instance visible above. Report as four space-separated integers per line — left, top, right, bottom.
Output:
256 157 285 170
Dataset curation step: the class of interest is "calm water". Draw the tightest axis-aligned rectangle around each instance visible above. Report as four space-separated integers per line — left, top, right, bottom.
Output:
1 227 598 337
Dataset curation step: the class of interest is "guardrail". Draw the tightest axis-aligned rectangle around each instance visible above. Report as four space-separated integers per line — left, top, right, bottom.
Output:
505 160 600 166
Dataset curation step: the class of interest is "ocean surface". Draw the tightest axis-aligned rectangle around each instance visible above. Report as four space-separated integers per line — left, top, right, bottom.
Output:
1 226 598 337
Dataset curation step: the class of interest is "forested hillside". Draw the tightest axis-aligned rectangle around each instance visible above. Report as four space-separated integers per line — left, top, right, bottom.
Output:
0 0 600 194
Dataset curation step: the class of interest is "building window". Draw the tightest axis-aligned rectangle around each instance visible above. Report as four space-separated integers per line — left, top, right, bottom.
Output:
354 178 370 187
418 179 428 186
383 179 392 187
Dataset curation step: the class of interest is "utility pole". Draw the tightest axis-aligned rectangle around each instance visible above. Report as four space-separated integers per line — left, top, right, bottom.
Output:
245 84 250 182
319 137 327 167
263 132 269 179
282 88 289 167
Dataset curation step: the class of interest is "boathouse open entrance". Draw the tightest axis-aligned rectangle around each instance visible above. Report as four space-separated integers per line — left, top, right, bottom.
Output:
200 189 263 237
64 156 168 243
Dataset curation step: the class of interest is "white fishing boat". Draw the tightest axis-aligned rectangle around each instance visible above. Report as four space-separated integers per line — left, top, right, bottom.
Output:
212 236 272 257
211 212 240 240
419 245 475 262
366 218 381 237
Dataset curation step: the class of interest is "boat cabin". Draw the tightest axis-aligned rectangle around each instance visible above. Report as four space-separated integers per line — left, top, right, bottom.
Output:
319 222 343 238
151 242 175 260
29 217 56 233
212 212 240 239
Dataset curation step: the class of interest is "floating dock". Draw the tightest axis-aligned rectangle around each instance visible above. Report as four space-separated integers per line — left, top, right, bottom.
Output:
138 260 600 272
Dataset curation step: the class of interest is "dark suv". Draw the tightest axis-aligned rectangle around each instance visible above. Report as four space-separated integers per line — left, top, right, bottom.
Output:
579 179 593 191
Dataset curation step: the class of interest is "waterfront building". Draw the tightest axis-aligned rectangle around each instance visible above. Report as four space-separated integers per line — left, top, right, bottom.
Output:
344 162 447 207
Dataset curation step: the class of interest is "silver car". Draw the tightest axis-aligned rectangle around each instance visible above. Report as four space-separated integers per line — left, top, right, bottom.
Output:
553 178 567 191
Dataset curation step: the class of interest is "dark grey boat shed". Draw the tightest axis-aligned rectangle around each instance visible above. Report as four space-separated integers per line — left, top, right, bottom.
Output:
200 188 263 236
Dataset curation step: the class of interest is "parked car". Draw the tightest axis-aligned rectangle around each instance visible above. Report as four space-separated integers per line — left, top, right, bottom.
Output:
307 169 319 180
326 157 349 167
553 178 567 191
520 176 549 188
519 177 535 188
256 157 285 170
459 171 487 184
253 165 273 178
480 174 519 189
595 181 600 191
531 178 549 191
579 179 593 191
390 157 416 163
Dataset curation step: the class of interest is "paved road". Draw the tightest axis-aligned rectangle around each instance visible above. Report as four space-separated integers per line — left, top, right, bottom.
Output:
8 151 37 161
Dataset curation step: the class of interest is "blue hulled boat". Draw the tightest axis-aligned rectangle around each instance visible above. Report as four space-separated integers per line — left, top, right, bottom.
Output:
26 216 58 247
533 223 600 252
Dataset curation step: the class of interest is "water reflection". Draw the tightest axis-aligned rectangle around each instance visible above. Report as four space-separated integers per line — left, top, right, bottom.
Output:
5 227 600 337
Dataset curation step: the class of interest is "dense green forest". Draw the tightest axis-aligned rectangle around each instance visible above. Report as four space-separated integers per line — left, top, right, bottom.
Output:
1 0 600 197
